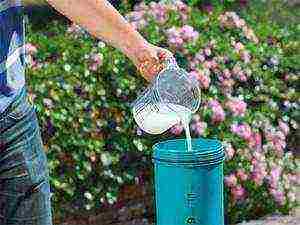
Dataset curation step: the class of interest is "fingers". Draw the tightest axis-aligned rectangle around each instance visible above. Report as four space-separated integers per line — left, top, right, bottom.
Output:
158 51 167 59
136 44 174 81
138 59 164 82
157 49 174 71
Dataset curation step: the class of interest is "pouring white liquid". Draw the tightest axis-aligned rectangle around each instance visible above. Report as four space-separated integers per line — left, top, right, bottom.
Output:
181 113 192 152
133 103 193 151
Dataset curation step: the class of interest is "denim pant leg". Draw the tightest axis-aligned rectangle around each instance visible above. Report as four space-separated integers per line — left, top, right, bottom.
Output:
0 87 53 225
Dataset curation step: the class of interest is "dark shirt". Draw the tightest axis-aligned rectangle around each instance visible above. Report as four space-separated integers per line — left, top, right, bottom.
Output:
0 0 26 114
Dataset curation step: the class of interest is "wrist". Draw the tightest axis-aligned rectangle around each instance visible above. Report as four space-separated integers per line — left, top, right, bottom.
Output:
121 35 149 64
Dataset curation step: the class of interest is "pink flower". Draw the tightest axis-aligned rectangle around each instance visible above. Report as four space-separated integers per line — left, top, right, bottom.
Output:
189 51 207 69
180 25 199 42
191 121 207 136
134 20 144 29
89 53 103 71
220 79 235 94
25 43 38 55
210 59 218 70
225 98 247 116
269 188 285 205
225 143 235 160
202 3 214 14
223 69 231 79
133 2 148 11
231 185 246 201
232 64 248 81
174 1 190 21
89 64 98 71
189 70 199 80
248 132 262 151
170 123 184 136
208 100 226 123
225 174 237 187
213 109 225 123
197 71 211 89
287 192 296 202
91 53 102 63
189 61 198 70
149 2 168 24
232 64 242 74
265 130 286 156
203 60 212 69
180 24 194 35
231 123 252 141
236 17 246 27
234 42 244 51
251 171 264 186
172 37 184 46
175 0 188 11
252 151 264 161
166 26 179 36
195 52 206 62
237 71 248 82
278 120 290 136
268 166 282 188
166 27 184 48
236 169 248 181
288 173 300 185
251 153 267 186
251 164 267 186
126 11 144 21
241 50 251 63
244 26 259 43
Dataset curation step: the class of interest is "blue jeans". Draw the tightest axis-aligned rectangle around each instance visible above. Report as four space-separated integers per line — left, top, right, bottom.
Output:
0 86 53 225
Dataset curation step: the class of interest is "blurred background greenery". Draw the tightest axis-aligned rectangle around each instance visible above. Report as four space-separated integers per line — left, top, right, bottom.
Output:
23 0 299 224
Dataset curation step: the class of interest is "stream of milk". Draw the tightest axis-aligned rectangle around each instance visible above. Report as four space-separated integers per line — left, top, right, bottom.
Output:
181 113 192 152
133 103 193 151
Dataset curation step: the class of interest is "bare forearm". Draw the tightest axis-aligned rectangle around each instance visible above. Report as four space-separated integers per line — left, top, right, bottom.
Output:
46 0 148 61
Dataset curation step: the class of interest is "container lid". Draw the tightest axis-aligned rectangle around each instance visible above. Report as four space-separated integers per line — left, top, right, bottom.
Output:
152 138 225 165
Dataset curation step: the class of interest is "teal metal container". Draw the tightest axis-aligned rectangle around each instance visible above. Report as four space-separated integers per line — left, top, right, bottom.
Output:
152 138 225 225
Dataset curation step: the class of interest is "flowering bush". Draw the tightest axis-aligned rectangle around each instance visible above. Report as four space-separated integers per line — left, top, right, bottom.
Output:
26 0 299 223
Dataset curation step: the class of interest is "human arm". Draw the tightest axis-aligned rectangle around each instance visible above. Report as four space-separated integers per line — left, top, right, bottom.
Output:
45 0 173 81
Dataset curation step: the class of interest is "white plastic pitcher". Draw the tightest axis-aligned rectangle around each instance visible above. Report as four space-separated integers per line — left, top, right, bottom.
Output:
132 56 201 134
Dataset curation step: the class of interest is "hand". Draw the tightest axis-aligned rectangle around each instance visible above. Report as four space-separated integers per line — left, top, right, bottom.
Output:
130 42 174 82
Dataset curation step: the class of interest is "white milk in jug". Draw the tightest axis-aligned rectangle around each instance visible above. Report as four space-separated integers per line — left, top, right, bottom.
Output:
133 103 193 151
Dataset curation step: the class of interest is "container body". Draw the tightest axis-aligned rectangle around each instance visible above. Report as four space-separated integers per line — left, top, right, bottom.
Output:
152 138 224 225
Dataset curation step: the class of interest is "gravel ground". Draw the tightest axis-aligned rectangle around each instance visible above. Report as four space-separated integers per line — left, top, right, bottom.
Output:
121 214 300 225
236 215 299 225
59 211 300 225
109 213 300 225
237 208 300 225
